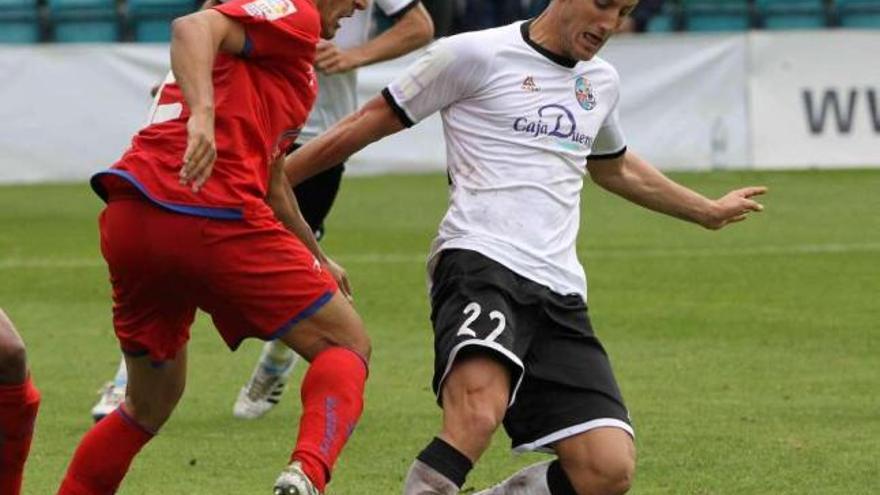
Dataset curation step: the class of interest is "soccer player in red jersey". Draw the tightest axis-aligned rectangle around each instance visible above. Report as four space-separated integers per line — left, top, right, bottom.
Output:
56 0 369 493
0 309 40 495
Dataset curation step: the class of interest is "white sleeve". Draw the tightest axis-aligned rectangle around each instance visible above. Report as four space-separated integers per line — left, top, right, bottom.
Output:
591 76 627 158
383 36 491 127
377 0 418 17
592 106 627 158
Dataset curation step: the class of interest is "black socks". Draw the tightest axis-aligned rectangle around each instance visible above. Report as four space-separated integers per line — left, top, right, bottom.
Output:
416 437 474 488
547 459 578 495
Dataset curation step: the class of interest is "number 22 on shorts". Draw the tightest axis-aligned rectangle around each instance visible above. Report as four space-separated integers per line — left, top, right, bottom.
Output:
457 302 506 342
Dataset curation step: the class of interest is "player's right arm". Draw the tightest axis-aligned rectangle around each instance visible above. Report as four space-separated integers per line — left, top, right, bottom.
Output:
284 95 406 186
170 9 246 192
284 34 491 185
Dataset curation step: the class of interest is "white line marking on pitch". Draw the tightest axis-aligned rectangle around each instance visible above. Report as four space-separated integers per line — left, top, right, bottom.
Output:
1 242 878 270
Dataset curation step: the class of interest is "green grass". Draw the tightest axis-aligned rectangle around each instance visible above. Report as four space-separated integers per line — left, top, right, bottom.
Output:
2 169 879 494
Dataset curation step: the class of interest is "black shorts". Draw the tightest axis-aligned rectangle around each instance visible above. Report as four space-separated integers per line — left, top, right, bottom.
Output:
430 249 633 452
287 143 345 240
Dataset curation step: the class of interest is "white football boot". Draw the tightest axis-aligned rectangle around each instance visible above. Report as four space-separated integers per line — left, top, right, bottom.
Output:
90 381 126 422
273 461 321 495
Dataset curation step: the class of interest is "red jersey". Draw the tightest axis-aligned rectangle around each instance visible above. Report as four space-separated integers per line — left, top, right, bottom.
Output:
92 0 320 220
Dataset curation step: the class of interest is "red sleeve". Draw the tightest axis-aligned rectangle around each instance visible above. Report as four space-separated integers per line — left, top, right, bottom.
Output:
213 0 320 62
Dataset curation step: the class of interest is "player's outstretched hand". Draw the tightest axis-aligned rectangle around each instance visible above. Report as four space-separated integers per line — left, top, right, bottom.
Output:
703 186 767 230
323 257 353 302
315 40 363 75
180 111 216 193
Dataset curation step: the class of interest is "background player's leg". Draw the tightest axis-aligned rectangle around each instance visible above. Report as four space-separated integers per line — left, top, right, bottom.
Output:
403 352 511 495
274 292 370 494
0 309 40 495
58 349 187 494
233 340 299 419
91 356 128 422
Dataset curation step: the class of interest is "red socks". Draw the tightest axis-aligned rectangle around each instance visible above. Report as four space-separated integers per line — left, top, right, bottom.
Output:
292 347 367 492
58 407 154 495
0 375 41 495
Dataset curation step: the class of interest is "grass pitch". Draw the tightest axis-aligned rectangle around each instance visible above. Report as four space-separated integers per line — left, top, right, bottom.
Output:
2 169 878 494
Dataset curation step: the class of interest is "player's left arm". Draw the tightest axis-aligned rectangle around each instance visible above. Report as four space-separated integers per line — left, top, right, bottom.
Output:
587 150 767 230
315 2 434 75
267 155 353 299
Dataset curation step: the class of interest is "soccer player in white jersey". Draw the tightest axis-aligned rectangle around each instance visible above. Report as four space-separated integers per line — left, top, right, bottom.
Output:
293 0 766 493
90 0 434 422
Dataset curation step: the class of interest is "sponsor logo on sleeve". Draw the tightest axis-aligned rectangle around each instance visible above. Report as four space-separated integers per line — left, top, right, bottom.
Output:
574 75 597 111
243 0 297 20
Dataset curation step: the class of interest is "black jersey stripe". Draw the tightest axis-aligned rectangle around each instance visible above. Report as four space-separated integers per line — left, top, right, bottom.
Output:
382 87 416 128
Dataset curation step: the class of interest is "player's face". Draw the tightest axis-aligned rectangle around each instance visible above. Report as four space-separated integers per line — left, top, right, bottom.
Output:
318 0 367 39
559 0 639 60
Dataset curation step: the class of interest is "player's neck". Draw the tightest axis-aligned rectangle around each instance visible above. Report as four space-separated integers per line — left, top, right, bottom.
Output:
528 12 567 60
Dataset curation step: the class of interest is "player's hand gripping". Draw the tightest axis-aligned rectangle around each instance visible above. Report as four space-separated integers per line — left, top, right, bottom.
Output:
179 109 216 193
702 186 767 230
323 257 354 302
315 40 364 75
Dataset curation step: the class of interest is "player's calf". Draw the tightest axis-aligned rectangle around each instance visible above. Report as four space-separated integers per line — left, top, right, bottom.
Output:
277 293 370 493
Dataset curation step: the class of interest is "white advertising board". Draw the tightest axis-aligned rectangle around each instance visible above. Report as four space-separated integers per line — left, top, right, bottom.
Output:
749 31 880 169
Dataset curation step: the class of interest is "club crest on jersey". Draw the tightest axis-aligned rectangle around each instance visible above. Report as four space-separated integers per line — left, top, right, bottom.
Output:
243 0 296 21
574 76 597 111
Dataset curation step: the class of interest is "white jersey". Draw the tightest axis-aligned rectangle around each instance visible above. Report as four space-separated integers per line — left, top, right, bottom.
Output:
384 21 627 300
297 0 419 143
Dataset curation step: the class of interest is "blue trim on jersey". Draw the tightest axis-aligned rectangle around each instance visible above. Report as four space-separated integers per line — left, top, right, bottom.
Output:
242 35 254 57
269 290 336 341
91 169 244 220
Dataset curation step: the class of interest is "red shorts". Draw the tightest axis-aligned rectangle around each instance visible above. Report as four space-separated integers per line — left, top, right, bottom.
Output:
98 182 337 363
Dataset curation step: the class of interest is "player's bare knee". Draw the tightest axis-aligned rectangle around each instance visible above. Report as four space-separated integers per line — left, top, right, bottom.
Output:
564 448 635 495
0 310 27 383
0 340 27 383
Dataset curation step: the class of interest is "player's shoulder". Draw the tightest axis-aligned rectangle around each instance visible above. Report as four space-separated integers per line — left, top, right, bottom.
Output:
579 55 621 87
430 23 518 68
375 0 416 17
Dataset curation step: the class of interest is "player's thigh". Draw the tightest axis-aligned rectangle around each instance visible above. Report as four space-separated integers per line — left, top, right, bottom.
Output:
440 350 511 424
429 250 531 403
200 218 359 357
277 290 369 362
554 427 636 493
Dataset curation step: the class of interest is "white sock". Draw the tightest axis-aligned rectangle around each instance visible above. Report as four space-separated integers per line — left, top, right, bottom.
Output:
474 461 553 495
403 459 461 495
260 340 298 373
113 357 128 388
